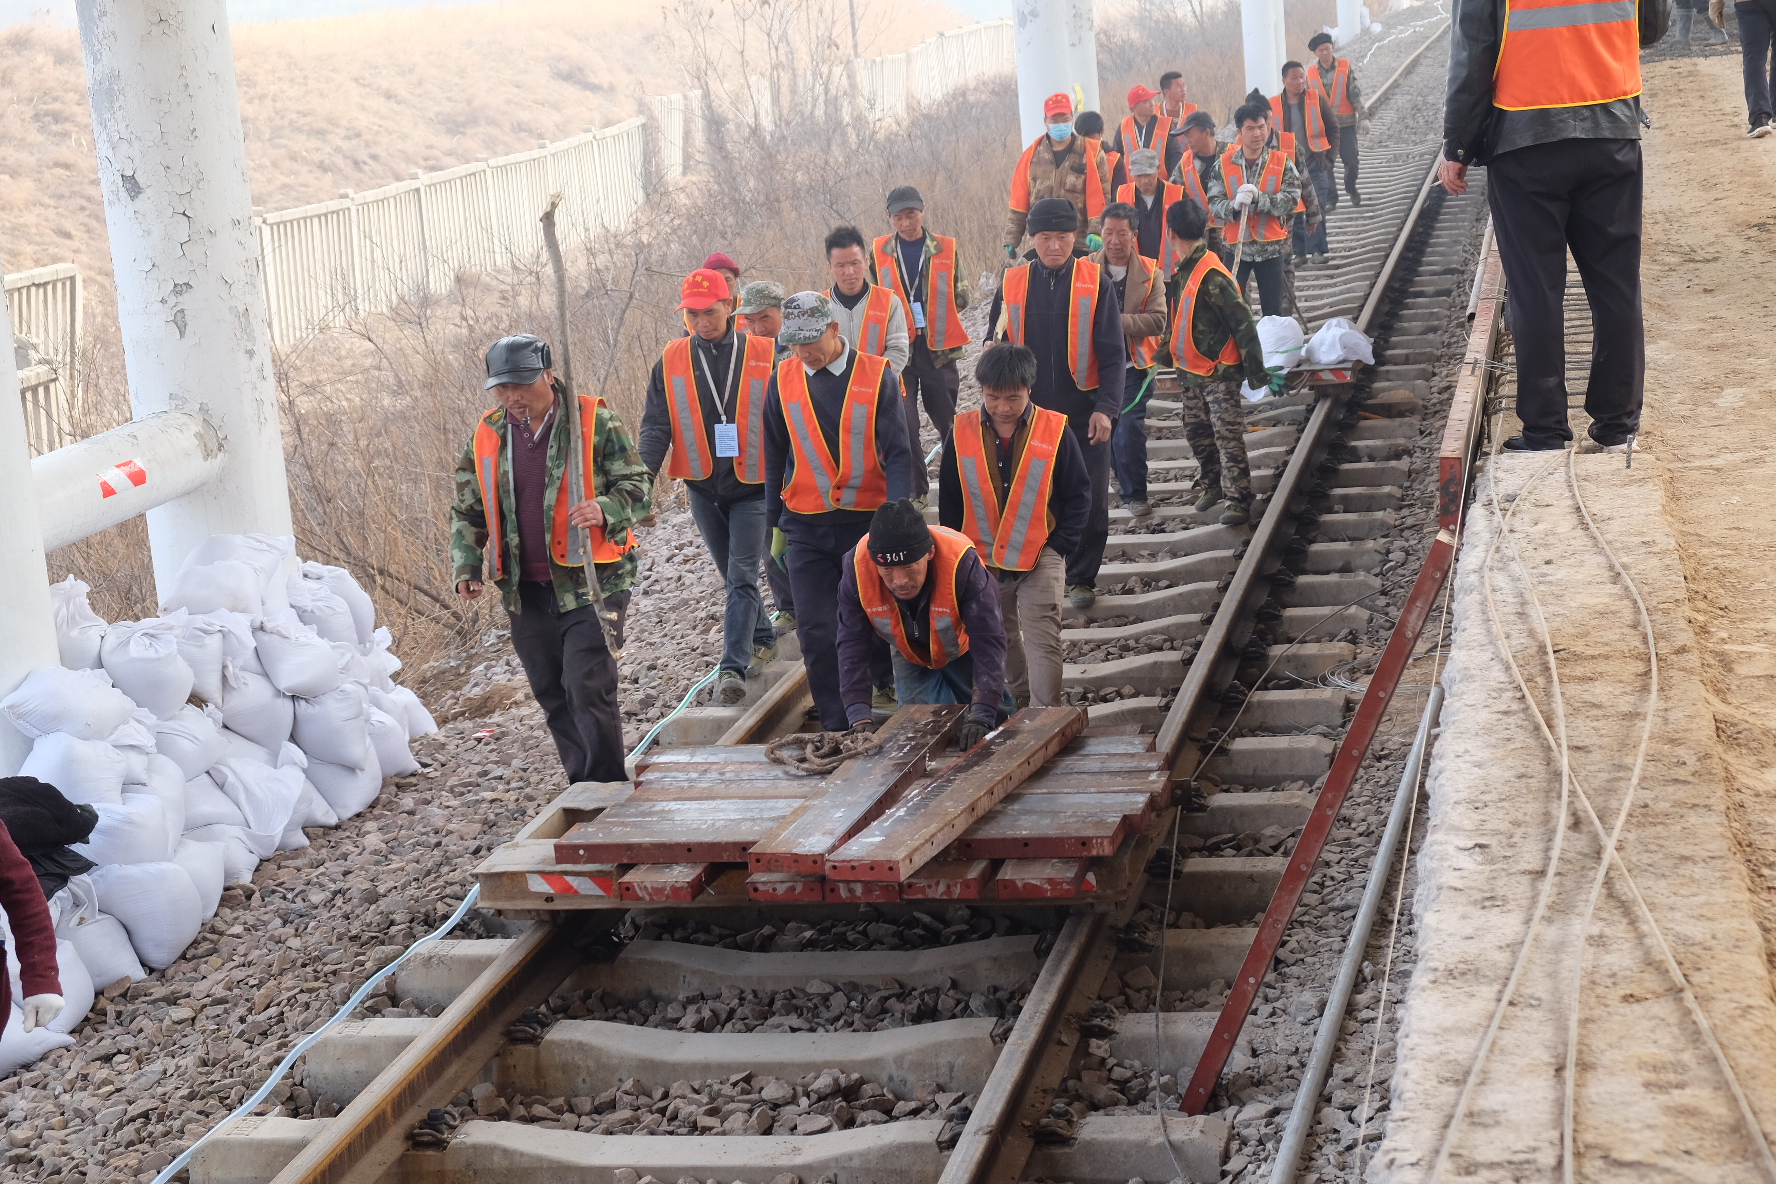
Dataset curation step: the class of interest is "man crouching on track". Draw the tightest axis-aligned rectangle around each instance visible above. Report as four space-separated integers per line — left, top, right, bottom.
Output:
836 499 1015 752
451 334 651 785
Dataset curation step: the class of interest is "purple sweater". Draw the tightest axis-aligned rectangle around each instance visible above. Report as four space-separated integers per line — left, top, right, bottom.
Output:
836 544 1008 726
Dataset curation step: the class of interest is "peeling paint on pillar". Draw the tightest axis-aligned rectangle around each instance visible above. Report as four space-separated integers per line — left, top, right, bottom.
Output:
75 0 293 593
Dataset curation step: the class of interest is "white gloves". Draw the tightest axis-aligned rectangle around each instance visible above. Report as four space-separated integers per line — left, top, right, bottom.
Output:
20 994 64 1034
1233 183 1259 210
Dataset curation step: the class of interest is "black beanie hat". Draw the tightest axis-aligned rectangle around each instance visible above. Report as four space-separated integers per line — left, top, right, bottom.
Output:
868 499 934 566
1027 197 1080 235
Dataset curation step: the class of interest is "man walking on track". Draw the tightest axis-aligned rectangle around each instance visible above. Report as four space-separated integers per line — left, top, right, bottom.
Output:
1208 98 1303 317
986 197 1127 611
1174 110 1230 263
1440 0 1670 450
452 334 650 784
1165 200 1275 527
1274 61 1338 264
1004 92 1112 260
1112 84 1186 180
1308 33 1366 206
940 345 1090 710
871 186 972 505
837 499 1013 752
1096 200 1169 521
763 292 915 732
639 270 781 707
1117 148 1184 276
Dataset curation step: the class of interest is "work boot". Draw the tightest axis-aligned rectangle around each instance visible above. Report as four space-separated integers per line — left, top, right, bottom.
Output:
1194 485 1224 513
1219 501 1251 527
1675 8 1694 44
1349 190 1362 207
1700 13 1728 41
1067 584 1097 610
1128 500 1153 519
1751 115 1774 138
718 669 747 706
872 685 899 711
752 642 779 667
771 610 797 634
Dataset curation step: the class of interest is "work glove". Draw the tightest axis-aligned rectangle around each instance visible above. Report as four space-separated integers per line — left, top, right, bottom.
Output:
1003 244 1018 263
1234 183 1259 209
1085 233 1104 252
1267 366 1289 395
955 716 993 751
846 719 878 737
20 994 64 1034
771 527 788 571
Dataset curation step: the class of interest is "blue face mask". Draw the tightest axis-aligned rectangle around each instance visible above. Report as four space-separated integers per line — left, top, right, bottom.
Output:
1047 122 1073 142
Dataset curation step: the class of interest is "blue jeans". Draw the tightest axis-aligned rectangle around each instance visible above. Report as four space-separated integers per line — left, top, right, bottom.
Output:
890 650 1015 721
687 489 777 673
1113 366 1154 502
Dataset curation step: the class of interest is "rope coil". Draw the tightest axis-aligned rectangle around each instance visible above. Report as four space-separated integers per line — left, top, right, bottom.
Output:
765 728 883 775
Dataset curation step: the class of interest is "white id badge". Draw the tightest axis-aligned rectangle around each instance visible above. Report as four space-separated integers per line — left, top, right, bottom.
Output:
911 300 928 329
713 422 740 458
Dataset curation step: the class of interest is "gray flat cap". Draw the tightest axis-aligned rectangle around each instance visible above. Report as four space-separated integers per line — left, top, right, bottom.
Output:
779 291 837 345
1129 148 1162 176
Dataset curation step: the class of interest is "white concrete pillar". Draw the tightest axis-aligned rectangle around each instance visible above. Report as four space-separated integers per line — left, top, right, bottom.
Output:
0 252 64 774
75 0 292 593
1242 0 1289 97
1014 0 1101 144
1336 0 1366 42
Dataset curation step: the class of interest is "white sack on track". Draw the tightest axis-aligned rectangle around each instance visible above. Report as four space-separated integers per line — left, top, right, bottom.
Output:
1303 315 1375 366
290 780 338 830
173 839 227 918
183 773 247 830
153 705 225 780
254 617 342 699
219 665 294 752
160 559 266 618
1 666 136 741
65 913 145 988
107 710 158 784
366 705 419 776
20 733 125 806
384 685 438 738
50 576 107 670
123 760 186 851
73 797 171 867
90 861 203 970
176 612 230 706
289 576 357 645
183 819 280 861
1256 315 1306 370
211 759 302 838
292 683 372 770
302 561 377 645
49 875 99 938
208 829 261 885
307 750 382 820
0 1009 74 1076
181 533 296 621
101 616 195 719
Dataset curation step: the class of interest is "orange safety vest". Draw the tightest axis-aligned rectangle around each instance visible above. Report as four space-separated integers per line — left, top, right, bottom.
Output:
1277 133 1309 213
1310 58 1357 117
872 234 972 353
1494 0 1641 110
1105 148 1122 187
1178 155 1220 230
1170 251 1245 377
659 333 774 484
1220 145 1290 243
1009 134 1108 220
1116 180 1187 277
1118 113 1173 161
853 525 976 669
838 284 901 362
953 406 1069 572
776 351 892 515
1111 252 1166 370
999 258 1103 391
1270 93 1330 154
472 395 636 582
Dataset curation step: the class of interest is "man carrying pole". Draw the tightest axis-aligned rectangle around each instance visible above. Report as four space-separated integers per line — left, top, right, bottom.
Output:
1208 97 1302 317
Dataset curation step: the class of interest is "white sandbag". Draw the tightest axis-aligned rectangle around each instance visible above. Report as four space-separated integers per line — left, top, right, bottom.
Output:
48 940 93 1034
183 773 247 830
1302 315 1375 366
277 822 310 852
20 733 125 806
183 533 296 623
362 626 402 691
202 609 263 675
172 839 227 918
101 616 195 720
50 576 107 670
183 820 280 862
302 561 377 644
385 685 438 738
89 861 203 970
306 749 383 820
123 758 186 851
211 758 303 838
1256 314 1307 371
72 797 171 867
0 1008 74 1076
159 559 265 618
64 913 145 988
218 727 276 767
292 683 372 770
107 709 157 785
289 576 358 645
176 612 229 706
219 665 294 752
365 706 419 777
0 666 136 741
254 617 342 698
48 875 100 938
291 780 339 830
194 826 260 885
153 705 225 780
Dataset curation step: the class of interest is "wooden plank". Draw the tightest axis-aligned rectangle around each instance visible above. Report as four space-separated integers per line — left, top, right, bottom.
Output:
825 706 1085 882
629 777 826 802
618 863 714 902
993 858 1096 899
825 878 901 903
554 798 802 864
748 705 965 874
902 859 995 900
948 792 1154 860
746 872 825 903
512 781 632 842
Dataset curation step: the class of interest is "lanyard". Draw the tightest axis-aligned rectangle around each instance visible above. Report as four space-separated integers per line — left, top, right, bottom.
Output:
899 239 924 299
694 338 739 424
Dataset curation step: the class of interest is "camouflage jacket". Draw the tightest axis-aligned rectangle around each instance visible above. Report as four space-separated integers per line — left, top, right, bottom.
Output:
450 383 651 614
1205 147 1302 263
1173 243 1271 391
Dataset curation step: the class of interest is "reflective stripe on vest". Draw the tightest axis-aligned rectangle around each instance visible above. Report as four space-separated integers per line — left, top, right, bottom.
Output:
1277 133 1309 212
1310 59 1356 116
851 284 897 360
1009 134 1108 219
777 352 892 515
871 234 972 353
1170 251 1245 376
1494 0 1641 110
999 260 1102 391
1179 157 1220 230
1118 253 1164 370
1270 93 1330 154
1116 180 1186 276
1220 145 1289 243
954 406 1067 572
1119 113 1173 158
660 334 773 484
853 525 976 669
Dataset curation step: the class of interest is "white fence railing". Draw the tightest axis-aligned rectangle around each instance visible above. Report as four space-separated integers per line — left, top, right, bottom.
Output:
4 264 81 456
856 19 1014 119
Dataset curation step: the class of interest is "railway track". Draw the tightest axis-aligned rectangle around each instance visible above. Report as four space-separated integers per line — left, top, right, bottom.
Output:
182 30 1497 1184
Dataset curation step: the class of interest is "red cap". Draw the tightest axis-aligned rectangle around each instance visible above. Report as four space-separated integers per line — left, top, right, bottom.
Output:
1127 84 1158 107
678 268 730 310
702 251 740 275
1043 92 1072 117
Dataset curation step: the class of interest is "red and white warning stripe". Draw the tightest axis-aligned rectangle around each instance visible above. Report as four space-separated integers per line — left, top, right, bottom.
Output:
97 458 149 498
525 871 615 897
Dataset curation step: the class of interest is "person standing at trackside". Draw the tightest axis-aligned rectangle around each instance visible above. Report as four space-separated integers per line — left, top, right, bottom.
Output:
1005 92 1113 260
1440 0 1670 450
987 197 1127 611
1095 200 1170 521
939 345 1090 710
1208 98 1302 317
1118 148 1185 277
1307 34 1367 205
871 186 972 504
763 292 915 732
1274 61 1338 265
1165 200 1275 527
737 281 799 633
1726 0 1776 135
826 225 910 375
1112 85 1186 181
638 270 781 707
1173 110 1230 263
452 335 650 784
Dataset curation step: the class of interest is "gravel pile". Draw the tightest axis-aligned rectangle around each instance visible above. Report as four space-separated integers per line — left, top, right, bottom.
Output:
618 904 1042 953
1036 1045 1180 1142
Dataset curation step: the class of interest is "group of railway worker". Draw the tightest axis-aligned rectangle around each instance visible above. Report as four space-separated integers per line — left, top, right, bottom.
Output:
446 48 1373 785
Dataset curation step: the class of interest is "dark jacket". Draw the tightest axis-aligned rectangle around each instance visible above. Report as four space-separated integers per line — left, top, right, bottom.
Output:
986 257 1128 423
638 329 765 505
762 343 915 530
1109 114 1187 179
938 407 1093 565
1444 0 1669 163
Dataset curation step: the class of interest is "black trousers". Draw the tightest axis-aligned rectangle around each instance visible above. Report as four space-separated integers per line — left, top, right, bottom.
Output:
1333 123 1360 201
1487 138 1645 446
784 518 891 730
903 340 960 499
1236 255 1288 317
508 581 627 783
1065 413 1113 590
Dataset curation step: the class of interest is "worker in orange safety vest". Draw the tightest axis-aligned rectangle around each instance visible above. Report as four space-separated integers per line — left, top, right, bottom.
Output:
1003 91 1112 260
1306 33 1367 207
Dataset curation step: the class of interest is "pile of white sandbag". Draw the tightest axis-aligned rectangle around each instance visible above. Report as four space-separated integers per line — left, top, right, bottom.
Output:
0 534 436 1072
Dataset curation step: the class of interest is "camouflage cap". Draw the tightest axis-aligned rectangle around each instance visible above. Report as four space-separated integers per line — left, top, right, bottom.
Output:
1129 147 1162 176
737 280 787 315
779 290 837 345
